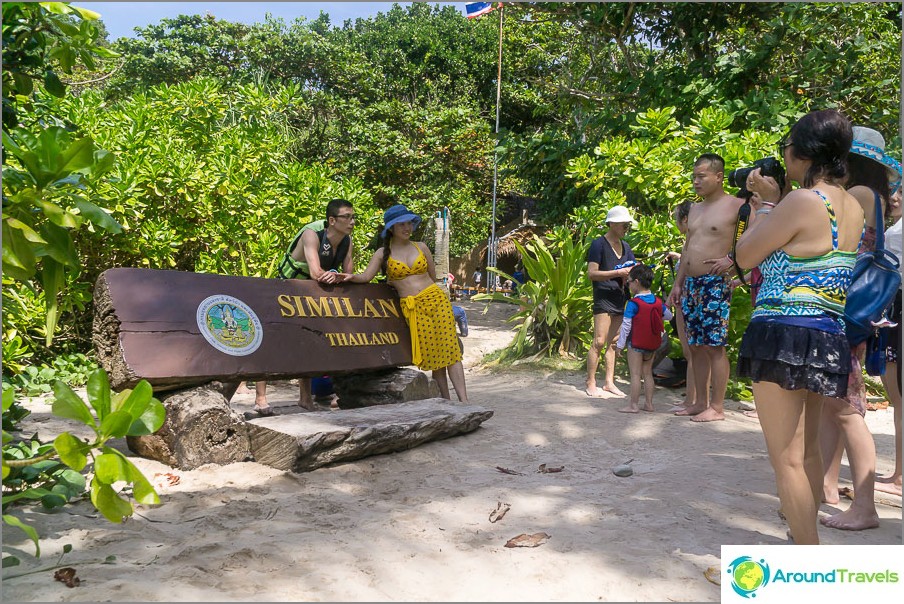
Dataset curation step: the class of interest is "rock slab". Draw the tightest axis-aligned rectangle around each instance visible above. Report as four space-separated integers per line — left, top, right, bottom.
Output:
246 399 494 472
332 368 440 408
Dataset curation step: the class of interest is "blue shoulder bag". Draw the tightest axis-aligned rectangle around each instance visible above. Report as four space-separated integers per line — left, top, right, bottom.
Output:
844 190 901 346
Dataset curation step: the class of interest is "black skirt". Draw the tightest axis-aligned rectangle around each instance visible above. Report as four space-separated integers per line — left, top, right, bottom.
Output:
737 316 850 399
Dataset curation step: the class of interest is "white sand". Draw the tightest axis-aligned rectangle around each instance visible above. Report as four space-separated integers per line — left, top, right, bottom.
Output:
2 299 901 602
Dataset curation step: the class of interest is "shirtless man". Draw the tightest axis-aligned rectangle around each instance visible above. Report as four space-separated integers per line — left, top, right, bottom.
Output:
667 154 743 422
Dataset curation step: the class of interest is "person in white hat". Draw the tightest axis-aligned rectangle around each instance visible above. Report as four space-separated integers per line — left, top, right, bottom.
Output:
584 204 637 398
666 154 745 423
818 125 902 531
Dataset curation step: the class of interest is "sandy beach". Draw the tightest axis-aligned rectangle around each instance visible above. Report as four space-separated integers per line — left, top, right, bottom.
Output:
2 299 901 602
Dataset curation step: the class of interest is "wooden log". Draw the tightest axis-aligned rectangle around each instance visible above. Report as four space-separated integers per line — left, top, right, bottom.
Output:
245 399 494 472
126 383 252 470
92 268 413 392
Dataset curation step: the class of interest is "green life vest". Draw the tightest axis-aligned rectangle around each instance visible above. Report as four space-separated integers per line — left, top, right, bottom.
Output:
276 220 351 280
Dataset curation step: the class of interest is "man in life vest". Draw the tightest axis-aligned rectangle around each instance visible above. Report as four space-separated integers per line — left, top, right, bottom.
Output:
248 198 356 417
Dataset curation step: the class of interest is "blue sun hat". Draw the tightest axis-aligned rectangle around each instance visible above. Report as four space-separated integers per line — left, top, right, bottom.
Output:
381 204 422 238
851 126 902 185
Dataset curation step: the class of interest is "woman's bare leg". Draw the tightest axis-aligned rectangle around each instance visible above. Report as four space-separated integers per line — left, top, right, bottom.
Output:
877 362 902 496
432 368 451 399
819 398 880 531
446 361 469 403
603 314 625 396
753 382 821 544
819 406 845 504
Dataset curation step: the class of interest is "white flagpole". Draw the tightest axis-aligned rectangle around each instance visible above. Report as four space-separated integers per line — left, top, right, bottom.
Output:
487 3 503 292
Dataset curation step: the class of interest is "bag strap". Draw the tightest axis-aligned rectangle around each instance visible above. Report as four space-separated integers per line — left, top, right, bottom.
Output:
873 189 885 251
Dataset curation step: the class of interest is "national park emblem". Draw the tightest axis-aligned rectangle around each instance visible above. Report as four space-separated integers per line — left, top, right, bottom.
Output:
196 295 263 356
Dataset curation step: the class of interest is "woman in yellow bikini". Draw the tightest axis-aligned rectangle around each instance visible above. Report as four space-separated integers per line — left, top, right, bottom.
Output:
346 204 469 402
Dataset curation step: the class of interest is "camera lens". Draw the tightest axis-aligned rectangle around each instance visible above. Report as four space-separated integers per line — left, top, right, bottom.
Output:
728 167 752 189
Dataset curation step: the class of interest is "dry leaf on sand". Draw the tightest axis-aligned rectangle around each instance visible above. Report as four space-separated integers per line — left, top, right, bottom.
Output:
54 567 80 588
537 464 564 473
704 566 721 586
495 466 525 476
489 502 511 523
504 532 551 548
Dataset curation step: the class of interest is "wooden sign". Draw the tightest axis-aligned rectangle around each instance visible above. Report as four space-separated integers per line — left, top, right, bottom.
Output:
93 268 413 391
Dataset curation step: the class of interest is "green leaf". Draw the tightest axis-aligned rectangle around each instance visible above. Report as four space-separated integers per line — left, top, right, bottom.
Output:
5 217 47 243
128 398 165 435
36 200 81 229
86 369 112 419
120 455 160 505
112 380 153 417
43 70 66 98
53 432 89 471
2 556 21 568
74 199 122 233
93 451 128 484
40 257 65 346
99 410 133 439
51 381 96 428
37 222 80 268
89 481 132 523
2 514 40 556
69 4 101 20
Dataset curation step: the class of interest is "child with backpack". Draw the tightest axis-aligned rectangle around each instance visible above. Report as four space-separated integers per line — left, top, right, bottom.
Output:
616 264 673 413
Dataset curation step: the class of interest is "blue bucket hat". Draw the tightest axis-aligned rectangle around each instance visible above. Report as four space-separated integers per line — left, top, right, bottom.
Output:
381 204 422 238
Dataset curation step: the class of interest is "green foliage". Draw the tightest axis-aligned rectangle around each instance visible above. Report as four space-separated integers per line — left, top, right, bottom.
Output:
478 226 592 360
1 1 115 129
2 2 122 346
2 370 165 560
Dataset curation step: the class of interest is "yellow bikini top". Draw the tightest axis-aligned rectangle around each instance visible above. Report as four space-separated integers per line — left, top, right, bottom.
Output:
387 244 428 280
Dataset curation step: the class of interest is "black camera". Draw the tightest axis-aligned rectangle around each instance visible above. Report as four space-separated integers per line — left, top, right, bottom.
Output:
728 157 786 198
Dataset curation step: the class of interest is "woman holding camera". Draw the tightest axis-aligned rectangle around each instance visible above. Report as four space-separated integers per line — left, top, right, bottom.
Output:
734 109 864 544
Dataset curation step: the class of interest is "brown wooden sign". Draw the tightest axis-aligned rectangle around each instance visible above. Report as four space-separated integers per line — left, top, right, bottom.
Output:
93 268 412 391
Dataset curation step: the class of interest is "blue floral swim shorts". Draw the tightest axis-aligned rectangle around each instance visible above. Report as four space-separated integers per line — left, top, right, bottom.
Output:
681 274 730 347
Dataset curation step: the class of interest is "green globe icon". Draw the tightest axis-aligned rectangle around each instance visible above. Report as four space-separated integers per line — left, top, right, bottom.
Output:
734 560 764 591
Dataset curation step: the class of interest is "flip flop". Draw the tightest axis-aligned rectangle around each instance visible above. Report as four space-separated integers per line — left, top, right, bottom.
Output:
244 406 275 419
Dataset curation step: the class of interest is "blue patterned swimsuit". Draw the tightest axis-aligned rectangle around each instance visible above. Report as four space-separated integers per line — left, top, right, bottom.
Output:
737 191 859 397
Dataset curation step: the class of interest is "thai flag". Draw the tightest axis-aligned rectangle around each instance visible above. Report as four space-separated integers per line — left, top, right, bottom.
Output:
466 2 497 19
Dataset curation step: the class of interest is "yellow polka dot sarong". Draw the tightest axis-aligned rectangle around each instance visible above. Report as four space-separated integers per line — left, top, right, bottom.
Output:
399 283 462 371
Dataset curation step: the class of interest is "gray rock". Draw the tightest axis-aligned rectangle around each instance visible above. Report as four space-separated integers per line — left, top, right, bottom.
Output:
333 368 440 408
245 398 493 472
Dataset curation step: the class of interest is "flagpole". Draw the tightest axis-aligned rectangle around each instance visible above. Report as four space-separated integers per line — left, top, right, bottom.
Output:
488 3 503 292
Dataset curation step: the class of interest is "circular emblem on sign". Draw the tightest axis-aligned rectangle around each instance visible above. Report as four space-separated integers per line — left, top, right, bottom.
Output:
196 295 263 356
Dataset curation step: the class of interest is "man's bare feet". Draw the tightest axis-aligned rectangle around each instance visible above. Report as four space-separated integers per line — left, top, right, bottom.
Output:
674 405 706 416
875 475 902 497
819 508 880 531
617 405 639 413
690 408 725 422
234 382 253 395
585 386 606 398
667 403 691 413
642 404 655 412
603 384 626 397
